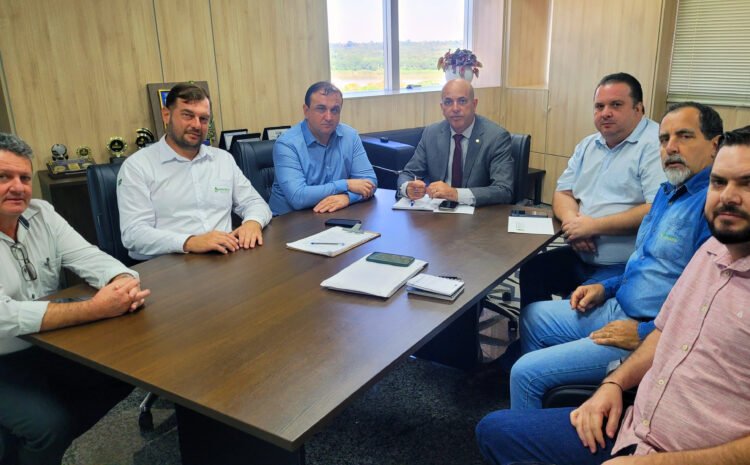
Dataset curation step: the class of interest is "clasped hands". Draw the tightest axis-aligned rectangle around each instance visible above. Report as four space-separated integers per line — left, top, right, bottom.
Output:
406 179 458 202
562 213 598 254
183 220 264 254
570 284 641 350
313 178 376 213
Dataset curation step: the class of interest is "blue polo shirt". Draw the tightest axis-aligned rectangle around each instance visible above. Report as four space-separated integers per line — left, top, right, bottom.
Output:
601 166 713 339
269 121 377 216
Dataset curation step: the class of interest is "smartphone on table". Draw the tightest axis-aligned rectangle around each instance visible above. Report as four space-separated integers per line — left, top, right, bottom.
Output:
438 200 459 211
324 218 362 228
366 252 415 267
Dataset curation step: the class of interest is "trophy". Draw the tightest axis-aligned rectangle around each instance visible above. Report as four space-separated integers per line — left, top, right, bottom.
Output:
107 137 128 163
135 127 155 149
46 144 95 178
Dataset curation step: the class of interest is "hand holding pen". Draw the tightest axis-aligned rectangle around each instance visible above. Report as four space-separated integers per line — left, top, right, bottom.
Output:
406 176 427 201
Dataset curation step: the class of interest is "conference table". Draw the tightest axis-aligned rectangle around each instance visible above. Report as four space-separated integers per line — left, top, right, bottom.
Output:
25 189 559 464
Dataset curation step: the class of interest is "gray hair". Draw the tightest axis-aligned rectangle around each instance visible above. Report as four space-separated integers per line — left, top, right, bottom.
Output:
0 133 33 160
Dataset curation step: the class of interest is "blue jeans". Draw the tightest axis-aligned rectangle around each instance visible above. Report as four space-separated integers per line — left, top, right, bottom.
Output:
476 407 615 465
510 298 631 409
519 246 625 308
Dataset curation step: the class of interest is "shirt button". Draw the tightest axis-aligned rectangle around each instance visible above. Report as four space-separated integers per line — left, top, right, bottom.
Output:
642 419 650 426
681 344 689 351
700 305 708 314
722 270 733 278
657 379 665 385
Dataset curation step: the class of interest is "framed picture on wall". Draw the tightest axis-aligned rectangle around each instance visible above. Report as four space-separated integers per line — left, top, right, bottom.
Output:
262 126 291 141
146 81 216 145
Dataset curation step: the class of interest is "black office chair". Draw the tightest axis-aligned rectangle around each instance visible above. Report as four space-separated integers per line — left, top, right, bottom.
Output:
479 133 533 346
230 139 276 201
543 384 638 409
87 164 157 431
361 136 416 190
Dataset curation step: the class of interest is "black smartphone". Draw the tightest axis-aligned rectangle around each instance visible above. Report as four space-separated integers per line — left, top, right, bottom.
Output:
366 252 415 267
510 209 527 216
438 200 459 211
324 218 362 228
511 209 548 217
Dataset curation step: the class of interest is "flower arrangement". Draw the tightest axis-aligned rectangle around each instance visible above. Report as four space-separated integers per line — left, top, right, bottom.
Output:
437 48 482 78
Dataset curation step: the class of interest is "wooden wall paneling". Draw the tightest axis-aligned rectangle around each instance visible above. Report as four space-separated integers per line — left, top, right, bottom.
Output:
474 87 503 125
153 0 222 135
546 0 664 157
210 0 329 135
651 0 678 122
505 0 551 88
541 152 570 204
714 106 750 132
501 88 548 153
471 0 504 88
346 93 430 133
0 52 11 133
0 0 163 168
529 151 544 170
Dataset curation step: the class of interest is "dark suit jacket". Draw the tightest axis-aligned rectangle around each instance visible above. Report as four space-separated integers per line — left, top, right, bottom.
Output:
396 115 513 206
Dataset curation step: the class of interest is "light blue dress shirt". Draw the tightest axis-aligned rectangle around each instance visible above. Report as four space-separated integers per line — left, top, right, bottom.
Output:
556 117 666 265
601 167 712 339
269 121 377 216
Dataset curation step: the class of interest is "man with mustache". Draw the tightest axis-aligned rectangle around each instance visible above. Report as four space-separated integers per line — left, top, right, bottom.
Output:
269 81 377 215
507 102 723 409
476 124 750 465
118 83 272 260
519 73 666 308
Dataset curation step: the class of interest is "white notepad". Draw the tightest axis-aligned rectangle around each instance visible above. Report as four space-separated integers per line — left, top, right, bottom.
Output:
286 226 380 257
321 254 428 298
507 216 554 235
406 273 465 301
392 196 475 215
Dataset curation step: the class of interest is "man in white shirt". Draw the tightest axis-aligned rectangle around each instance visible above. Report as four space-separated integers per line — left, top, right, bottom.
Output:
117 83 272 260
0 133 150 465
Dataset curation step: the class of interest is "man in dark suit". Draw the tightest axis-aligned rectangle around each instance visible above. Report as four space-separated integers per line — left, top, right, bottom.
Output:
397 79 514 206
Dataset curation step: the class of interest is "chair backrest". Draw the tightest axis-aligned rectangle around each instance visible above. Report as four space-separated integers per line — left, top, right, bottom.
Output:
230 139 276 201
361 136 416 190
362 127 425 148
510 133 532 205
86 163 136 266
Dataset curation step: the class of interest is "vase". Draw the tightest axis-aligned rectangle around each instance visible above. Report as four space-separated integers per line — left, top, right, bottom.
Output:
444 67 474 82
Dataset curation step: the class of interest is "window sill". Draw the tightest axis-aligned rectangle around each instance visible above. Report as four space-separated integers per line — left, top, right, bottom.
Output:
342 86 443 100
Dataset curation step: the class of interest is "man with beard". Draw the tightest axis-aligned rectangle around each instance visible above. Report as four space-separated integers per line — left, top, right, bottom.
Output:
476 124 750 465
507 102 723 409
118 83 271 260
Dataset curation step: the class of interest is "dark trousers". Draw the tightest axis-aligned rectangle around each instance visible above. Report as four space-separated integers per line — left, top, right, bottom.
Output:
519 246 626 308
0 347 132 465
476 407 616 465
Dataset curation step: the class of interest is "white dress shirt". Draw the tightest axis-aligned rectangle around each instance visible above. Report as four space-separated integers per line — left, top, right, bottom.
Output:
0 200 135 355
117 137 272 260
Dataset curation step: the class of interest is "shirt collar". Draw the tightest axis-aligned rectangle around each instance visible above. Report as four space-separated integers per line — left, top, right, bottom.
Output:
157 135 211 163
705 237 750 273
450 119 476 139
595 116 648 150
301 120 342 148
1 205 35 244
661 165 711 197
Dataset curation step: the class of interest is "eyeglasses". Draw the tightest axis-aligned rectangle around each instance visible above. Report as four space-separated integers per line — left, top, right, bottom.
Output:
10 242 37 281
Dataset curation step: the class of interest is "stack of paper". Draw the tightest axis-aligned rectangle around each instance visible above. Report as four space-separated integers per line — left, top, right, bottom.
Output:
507 216 554 235
286 226 380 257
321 254 427 298
392 195 475 215
406 273 465 301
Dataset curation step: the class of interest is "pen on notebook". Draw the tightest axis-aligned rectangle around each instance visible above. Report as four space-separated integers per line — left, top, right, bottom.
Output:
310 242 345 245
410 175 416 206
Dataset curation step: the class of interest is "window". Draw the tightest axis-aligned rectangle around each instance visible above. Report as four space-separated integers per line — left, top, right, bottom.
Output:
327 0 471 93
668 0 750 107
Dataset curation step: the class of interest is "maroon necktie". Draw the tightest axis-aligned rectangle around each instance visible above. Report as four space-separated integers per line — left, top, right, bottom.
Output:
451 134 464 187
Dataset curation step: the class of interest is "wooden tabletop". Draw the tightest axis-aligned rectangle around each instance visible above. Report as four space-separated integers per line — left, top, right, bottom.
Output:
26 190 558 451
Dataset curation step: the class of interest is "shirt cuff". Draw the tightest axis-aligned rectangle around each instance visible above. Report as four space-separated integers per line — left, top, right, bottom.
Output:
17 301 49 334
456 188 475 206
176 233 194 254
399 181 409 198
637 321 655 340
334 179 348 194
